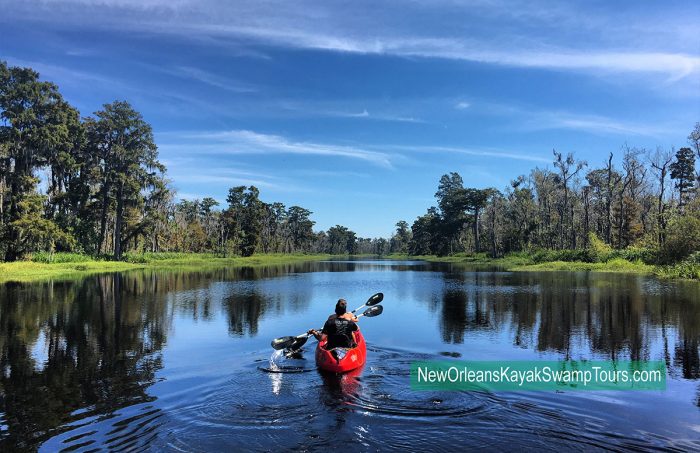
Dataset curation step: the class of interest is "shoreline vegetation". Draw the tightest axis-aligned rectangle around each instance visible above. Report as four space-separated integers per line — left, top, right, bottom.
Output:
387 252 698 280
1 250 698 284
0 253 333 283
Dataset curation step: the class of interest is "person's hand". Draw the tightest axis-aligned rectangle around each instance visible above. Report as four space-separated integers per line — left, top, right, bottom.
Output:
307 329 316 335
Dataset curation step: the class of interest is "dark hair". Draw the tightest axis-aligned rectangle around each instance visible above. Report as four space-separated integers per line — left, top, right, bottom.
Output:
335 299 347 315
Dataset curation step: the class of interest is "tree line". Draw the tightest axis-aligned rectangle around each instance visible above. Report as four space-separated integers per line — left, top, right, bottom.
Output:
402 135 700 263
2 60 698 263
1 61 393 261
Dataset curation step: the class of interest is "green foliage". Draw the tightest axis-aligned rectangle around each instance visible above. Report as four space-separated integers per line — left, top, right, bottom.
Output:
0 61 81 261
31 252 92 263
86 100 164 260
326 225 357 254
655 259 700 280
529 248 595 263
123 251 218 263
669 147 696 207
9 192 76 258
609 246 658 264
587 232 613 262
660 208 700 263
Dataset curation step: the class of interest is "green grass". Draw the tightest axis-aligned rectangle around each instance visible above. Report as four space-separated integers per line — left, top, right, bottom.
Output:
0 253 332 283
511 258 653 274
386 252 533 267
3 251 698 283
387 252 699 280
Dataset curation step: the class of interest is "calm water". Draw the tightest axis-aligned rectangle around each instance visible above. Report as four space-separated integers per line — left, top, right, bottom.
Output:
1 260 699 451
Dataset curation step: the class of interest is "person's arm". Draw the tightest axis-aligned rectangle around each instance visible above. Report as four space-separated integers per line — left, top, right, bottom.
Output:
309 320 332 340
308 329 327 341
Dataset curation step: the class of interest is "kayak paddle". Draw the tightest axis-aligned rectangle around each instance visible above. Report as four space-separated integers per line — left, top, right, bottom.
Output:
270 303 384 351
351 292 383 313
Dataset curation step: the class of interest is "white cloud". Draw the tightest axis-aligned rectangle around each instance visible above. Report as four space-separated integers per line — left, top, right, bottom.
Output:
325 109 425 123
165 130 395 168
455 101 470 110
388 144 551 163
518 111 674 138
7 1 699 81
161 129 556 171
160 66 257 93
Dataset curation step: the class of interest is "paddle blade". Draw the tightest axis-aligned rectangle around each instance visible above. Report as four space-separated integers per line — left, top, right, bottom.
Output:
362 305 383 317
271 336 296 350
366 292 384 306
287 336 309 351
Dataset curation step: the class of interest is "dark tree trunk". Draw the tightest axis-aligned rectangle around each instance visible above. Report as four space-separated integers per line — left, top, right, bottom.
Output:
114 181 124 260
97 181 110 255
473 207 480 253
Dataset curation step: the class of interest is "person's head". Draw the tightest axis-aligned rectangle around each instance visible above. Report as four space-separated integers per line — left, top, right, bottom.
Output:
335 298 347 316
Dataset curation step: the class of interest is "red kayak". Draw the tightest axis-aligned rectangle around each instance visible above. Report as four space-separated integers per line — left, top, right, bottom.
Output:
315 328 367 373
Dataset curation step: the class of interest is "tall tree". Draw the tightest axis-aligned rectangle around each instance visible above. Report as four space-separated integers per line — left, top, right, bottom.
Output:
649 148 673 245
409 207 440 255
464 188 490 253
689 122 700 186
670 147 696 209
390 220 411 254
86 101 164 259
553 150 586 249
327 225 357 254
286 206 315 252
435 172 468 254
0 61 80 260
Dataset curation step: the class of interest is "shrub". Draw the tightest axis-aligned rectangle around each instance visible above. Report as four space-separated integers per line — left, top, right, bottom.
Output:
587 233 613 262
660 212 700 263
31 252 92 263
123 252 218 263
609 246 658 264
529 248 594 263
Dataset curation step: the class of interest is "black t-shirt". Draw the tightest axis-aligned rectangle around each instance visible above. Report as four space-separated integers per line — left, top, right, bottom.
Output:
321 316 358 349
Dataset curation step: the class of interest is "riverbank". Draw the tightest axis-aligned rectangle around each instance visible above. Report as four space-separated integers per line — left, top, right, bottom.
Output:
0 253 332 283
2 251 698 283
387 253 699 280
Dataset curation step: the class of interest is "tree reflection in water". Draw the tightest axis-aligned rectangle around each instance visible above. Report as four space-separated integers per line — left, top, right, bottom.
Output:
0 261 697 449
0 263 316 450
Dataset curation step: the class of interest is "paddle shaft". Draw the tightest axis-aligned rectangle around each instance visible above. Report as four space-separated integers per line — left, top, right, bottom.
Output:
271 293 383 350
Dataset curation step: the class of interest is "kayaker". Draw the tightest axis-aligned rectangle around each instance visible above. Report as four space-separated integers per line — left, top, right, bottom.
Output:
327 298 359 322
308 299 359 349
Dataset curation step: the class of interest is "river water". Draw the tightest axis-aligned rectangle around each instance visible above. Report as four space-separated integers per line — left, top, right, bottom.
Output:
0 260 698 451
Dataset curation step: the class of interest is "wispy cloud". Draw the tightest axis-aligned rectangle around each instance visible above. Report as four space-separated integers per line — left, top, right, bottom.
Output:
153 65 257 93
168 24 700 81
471 101 678 138
324 109 425 123
8 1 699 82
388 144 551 163
516 110 674 138
161 129 553 170
166 161 304 192
165 130 395 168
455 101 470 110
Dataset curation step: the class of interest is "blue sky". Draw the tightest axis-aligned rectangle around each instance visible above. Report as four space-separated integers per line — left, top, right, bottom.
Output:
2 0 699 237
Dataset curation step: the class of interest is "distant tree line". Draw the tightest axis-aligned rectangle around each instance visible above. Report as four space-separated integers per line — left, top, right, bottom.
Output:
0 61 392 261
403 134 700 263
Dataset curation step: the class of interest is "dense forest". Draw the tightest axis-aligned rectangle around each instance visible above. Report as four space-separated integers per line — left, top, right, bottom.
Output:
0 61 387 261
406 139 700 265
1 60 699 265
